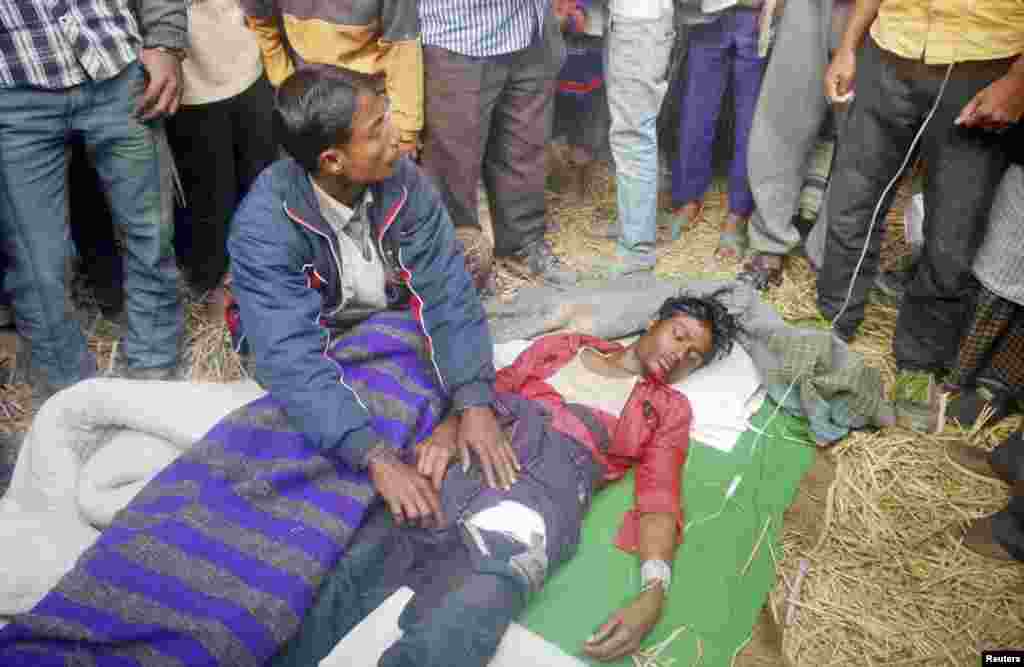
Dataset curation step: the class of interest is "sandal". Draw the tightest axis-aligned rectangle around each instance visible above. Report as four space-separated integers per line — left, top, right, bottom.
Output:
661 201 704 243
738 253 784 291
714 214 748 260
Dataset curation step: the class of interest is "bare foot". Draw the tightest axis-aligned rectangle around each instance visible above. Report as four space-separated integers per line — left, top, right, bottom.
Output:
714 213 749 260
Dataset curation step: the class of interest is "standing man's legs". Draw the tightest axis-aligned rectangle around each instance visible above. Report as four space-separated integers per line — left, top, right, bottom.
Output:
892 61 1010 372
815 38 919 340
485 20 576 285
421 46 504 291
484 33 555 256
672 20 730 219
606 7 675 273
166 97 238 295
78 63 184 375
0 87 96 400
727 9 767 219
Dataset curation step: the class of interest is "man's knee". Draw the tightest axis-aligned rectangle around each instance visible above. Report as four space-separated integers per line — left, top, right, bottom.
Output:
462 500 550 595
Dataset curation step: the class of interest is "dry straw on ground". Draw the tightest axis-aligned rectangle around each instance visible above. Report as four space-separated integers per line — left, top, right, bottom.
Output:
1 157 1021 664
547 159 1024 666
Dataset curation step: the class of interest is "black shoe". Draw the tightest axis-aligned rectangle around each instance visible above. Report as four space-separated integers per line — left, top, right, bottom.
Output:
90 282 124 320
870 270 909 306
512 240 578 286
948 380 1015 428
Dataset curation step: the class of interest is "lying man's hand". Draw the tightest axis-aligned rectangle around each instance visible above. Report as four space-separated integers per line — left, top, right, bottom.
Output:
369 453 443 526
416 413 461 490
456 405 520 490
582 588 665 662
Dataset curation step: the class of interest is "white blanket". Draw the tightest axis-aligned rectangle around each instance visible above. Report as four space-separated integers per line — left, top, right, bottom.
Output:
0 378 264 617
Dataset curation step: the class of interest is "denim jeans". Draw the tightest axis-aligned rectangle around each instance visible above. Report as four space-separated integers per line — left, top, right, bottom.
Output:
0 62 183 393
605 9 674 266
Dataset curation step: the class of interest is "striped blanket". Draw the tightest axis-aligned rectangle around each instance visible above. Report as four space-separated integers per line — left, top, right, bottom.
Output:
0 310 444 667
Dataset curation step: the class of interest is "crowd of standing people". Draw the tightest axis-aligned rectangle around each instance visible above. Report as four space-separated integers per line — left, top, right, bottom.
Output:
0 0 1023 564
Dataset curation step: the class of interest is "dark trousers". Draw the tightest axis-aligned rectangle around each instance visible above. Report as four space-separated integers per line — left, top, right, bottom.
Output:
271 395 598 667
420 25 563 257
817 38 1010 369
672 8 766 216
166 75 277 292
991 430 1024 560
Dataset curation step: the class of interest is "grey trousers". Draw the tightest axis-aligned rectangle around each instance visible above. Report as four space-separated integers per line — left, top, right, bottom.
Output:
420 16 564 257
747 0 835 257
816 37 1010 369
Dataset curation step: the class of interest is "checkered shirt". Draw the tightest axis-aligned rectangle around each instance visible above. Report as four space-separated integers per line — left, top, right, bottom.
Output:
0 0 142 89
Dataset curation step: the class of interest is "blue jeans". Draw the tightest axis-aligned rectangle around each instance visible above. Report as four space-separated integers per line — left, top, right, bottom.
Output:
606 10 675 266
672 9 766 217
0 62 183 392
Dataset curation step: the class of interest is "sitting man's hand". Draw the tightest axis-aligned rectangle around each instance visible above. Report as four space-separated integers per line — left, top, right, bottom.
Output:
582 588 665 662
369 452 444 527
416 413 461 490
456 405 520 490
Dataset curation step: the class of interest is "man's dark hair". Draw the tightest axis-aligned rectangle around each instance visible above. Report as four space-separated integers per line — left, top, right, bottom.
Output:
274 67 385 173
654 288 740 366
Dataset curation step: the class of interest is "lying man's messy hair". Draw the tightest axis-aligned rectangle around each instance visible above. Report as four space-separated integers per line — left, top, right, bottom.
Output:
655 288 741 366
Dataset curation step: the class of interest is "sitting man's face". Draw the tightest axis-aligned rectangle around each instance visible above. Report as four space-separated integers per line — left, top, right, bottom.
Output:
635 312 713 383
335 90 400 184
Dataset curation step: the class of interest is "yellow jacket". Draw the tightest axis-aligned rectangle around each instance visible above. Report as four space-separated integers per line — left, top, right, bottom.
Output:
240 0 423 144
872 0 1024 64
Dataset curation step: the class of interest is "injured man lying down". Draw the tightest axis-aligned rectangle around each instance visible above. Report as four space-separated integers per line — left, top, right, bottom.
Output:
269 292 741 667
0 291 739 667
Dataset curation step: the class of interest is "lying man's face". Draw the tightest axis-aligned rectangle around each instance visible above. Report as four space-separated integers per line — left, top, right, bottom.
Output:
634 312 713 384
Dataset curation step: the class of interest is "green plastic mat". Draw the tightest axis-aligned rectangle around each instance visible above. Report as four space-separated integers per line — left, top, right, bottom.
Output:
520 400 816 666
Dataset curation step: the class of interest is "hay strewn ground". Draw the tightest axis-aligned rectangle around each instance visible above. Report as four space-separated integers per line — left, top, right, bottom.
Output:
1 156 1020 665
544 158 1023 666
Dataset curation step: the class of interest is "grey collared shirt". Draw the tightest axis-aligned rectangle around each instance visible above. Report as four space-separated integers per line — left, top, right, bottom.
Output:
311 179 389 313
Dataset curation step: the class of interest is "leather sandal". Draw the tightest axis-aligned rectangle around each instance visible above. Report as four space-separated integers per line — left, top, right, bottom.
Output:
714 214 748 260
738 253 784 291
662 201 704 243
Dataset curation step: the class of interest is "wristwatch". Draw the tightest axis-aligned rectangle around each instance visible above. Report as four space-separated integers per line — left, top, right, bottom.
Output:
640 559 672 593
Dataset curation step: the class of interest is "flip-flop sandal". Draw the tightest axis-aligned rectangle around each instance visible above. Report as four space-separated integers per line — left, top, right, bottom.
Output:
662 201 705 242
737 253 784 291
714 227 748 260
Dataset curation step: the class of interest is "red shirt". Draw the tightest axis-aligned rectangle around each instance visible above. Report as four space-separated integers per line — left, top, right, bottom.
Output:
496 333 691 552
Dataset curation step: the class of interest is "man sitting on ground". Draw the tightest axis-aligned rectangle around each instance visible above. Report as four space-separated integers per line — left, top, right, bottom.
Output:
270 291 741 667
228 68 519 526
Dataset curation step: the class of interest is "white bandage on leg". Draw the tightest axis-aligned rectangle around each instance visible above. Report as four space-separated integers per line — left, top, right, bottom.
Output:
463 501 549 593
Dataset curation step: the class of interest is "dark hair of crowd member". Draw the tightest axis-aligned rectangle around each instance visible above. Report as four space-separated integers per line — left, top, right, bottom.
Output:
655 288 741 366
274 68 386 173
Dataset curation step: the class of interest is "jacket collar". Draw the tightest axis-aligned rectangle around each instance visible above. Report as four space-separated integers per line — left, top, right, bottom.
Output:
278 157 408 237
